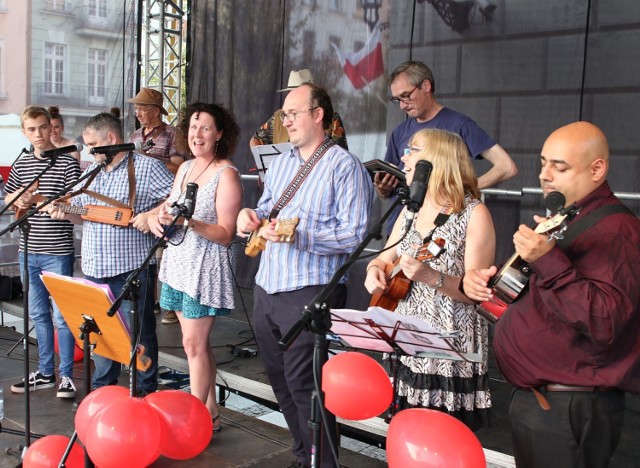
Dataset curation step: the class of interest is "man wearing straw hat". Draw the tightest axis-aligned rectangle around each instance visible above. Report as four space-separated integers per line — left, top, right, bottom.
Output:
250 69 349 150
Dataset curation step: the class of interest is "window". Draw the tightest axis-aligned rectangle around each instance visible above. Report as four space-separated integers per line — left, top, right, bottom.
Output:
44 0 66 11
88 48 107 105
89 0 107 18
44 43 65 95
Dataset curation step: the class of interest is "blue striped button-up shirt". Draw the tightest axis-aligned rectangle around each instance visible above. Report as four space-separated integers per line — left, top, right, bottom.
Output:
72 152 173 278
255 143 373 294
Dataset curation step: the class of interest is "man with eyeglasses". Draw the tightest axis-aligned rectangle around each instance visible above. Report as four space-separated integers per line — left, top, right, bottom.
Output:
249 69 349 150
128 88 188 176
376 61 517 232
238 83 372 468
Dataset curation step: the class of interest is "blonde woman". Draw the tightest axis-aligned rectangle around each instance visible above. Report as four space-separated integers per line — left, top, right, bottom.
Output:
364 128 496 430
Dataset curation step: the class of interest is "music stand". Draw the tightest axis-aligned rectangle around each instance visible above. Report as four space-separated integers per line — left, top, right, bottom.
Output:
250 143 292 182
329 306 481 420
41 272 151 380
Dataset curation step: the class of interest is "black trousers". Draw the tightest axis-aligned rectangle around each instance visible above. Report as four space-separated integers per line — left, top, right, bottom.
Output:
509 387 625 468
254 284 346 468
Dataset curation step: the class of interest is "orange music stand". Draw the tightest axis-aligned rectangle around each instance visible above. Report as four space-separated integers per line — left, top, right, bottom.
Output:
40 271 151 371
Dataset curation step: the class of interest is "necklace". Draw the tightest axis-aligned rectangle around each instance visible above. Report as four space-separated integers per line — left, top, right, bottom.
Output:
181 157 215 191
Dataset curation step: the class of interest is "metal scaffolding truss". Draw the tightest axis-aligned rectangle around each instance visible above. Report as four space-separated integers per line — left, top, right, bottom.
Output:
143 0 185 124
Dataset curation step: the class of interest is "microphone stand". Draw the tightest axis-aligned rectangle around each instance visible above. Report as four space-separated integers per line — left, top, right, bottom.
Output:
278 189 410 468
106 201 188 397
0 155 113 458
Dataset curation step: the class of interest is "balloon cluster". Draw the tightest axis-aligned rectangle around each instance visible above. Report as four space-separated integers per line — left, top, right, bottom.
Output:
23 387 213 467
322 352 485 467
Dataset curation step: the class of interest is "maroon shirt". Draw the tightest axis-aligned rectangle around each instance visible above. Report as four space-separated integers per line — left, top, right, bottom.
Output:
494 182 640 392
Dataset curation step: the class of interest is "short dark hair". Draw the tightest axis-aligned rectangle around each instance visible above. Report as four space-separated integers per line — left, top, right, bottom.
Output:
389 61 436 94
178 102 240 160
302 83 334 131
84 112 124 140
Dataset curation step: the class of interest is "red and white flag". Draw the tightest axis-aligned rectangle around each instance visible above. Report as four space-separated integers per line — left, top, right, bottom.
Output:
332 24 384 90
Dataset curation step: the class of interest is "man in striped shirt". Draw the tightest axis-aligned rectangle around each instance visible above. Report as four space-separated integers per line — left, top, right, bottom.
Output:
6 106 81 398
237 83 373 468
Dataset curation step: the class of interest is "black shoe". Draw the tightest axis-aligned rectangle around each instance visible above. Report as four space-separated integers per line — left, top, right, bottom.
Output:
57 375 77 399
11 371 56 393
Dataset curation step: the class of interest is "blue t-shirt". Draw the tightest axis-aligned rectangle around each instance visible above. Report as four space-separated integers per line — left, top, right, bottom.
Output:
383 107 496 233
384 107 496 167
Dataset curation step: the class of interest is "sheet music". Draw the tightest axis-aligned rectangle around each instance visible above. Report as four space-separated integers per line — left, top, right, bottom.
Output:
251 143 293 182
330 306 481 362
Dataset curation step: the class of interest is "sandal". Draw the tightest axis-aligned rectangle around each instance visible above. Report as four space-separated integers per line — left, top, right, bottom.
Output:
212 414 222 433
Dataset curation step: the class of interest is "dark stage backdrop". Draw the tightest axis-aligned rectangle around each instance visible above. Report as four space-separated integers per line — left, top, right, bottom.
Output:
186 0 640 293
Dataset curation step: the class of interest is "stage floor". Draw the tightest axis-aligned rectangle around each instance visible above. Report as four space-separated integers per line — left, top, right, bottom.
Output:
2 289 640 467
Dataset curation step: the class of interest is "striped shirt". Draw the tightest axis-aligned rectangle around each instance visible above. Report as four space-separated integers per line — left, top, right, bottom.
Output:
72 152 173 278
255 143 373 294
4 153 81 255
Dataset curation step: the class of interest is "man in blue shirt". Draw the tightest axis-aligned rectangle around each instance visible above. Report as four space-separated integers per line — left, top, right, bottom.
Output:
50 113 173 395
238 83 373 468
376 61 518 232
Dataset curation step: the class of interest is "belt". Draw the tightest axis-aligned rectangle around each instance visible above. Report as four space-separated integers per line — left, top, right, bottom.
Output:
528 384 619 411
542 384 617 392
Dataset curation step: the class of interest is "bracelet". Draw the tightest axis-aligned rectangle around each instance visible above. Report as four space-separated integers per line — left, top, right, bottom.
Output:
366 264 382 274
432 271 445 289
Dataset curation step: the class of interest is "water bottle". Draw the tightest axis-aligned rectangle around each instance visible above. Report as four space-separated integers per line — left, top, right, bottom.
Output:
0 386 4 420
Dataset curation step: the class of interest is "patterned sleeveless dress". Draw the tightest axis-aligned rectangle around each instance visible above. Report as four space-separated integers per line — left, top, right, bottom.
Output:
394 197 491 430
158 162 237 317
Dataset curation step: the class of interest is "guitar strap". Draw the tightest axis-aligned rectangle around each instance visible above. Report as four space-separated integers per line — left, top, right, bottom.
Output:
268 139 335 220
61 152 137 212
556 204 634 250
422 205 454 243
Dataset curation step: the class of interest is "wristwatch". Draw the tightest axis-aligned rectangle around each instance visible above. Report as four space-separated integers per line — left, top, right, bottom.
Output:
433 272 445 289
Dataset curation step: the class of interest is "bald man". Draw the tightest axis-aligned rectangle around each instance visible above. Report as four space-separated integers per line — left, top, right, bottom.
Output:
464 121 640 468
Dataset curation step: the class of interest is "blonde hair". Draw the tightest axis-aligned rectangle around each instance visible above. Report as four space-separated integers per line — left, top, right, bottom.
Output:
21 106 51 128
408 129 480 212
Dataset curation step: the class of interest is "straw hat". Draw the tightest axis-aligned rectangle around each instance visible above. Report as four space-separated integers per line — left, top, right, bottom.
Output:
277 69 315 92
127 88 168 115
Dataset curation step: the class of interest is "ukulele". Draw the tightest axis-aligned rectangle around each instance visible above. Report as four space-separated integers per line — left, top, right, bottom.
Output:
13 181 46 219
369 237 446 311
478 205 580 323
52 203 134 227
245 217 299 257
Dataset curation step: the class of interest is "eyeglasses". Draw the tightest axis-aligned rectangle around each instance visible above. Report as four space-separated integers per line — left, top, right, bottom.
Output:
391 84 421 105
278 107 318 123
404 146 424 156
134 106 154 114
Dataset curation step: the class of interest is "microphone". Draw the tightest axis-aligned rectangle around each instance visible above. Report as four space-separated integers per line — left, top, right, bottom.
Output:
182 182 199 226
404 160 433 228
40 142 83 158
544 191 566 215
90 141 144 155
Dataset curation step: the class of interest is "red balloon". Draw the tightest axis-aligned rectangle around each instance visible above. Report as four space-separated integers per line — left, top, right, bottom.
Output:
74 385 129 443
145 389 213 460
387 408 486 467
23 435 84 468
322 351 392 420
53 329 84 362
85 396 163 468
